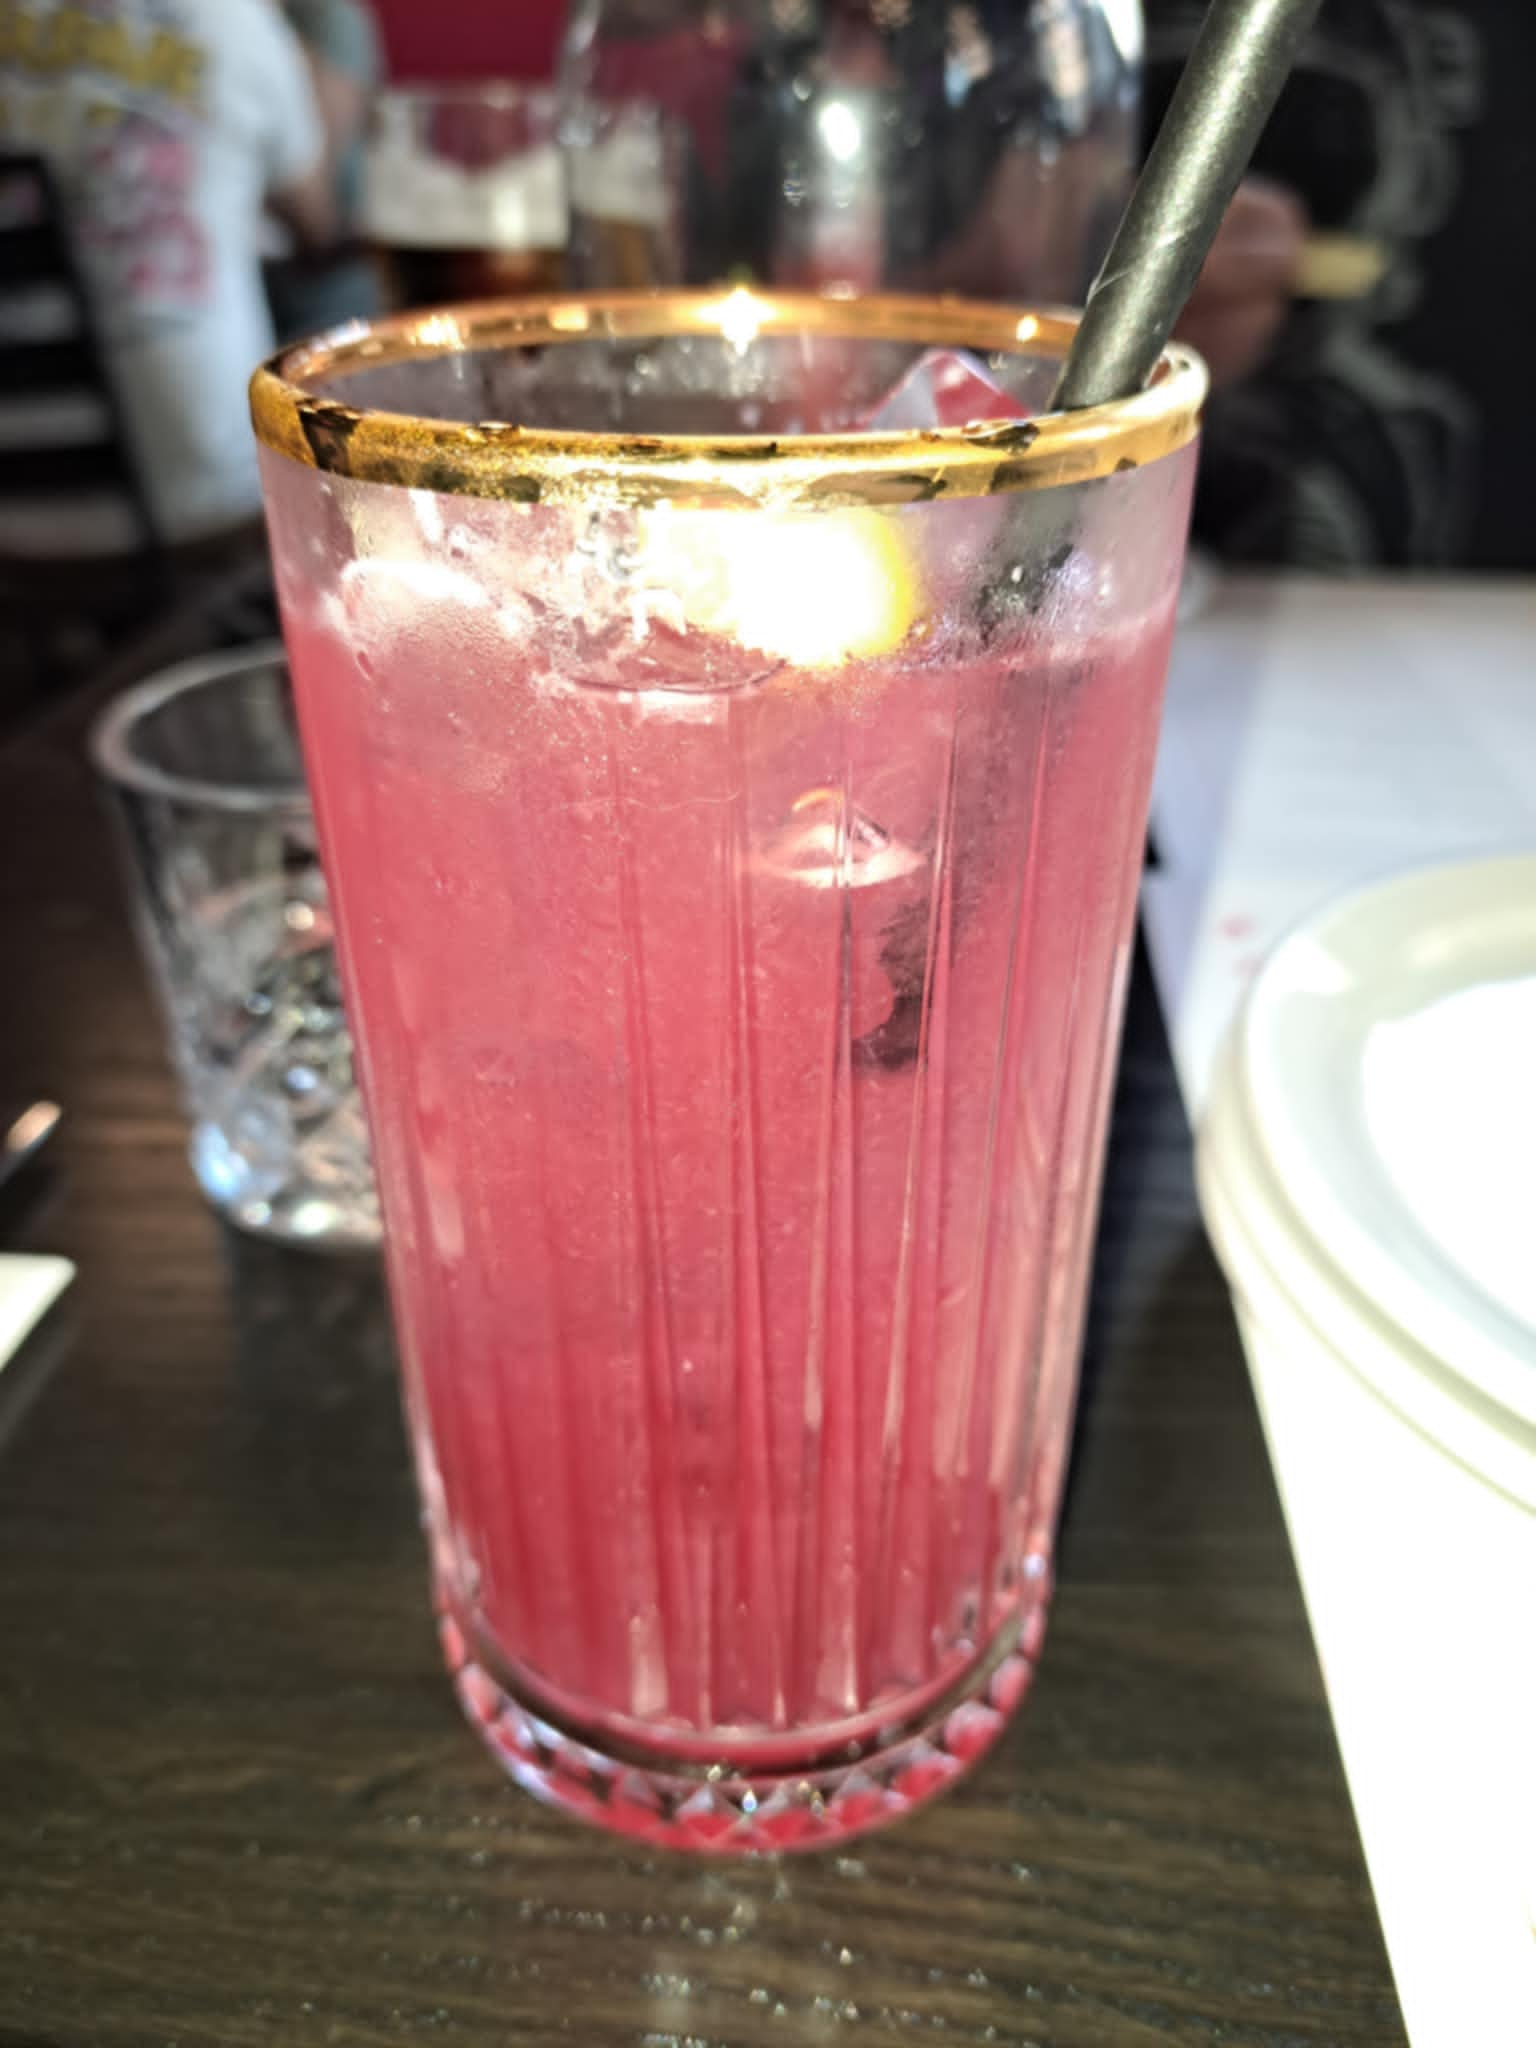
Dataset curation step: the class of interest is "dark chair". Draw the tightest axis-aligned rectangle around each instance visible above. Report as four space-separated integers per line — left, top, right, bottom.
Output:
0 151 169 715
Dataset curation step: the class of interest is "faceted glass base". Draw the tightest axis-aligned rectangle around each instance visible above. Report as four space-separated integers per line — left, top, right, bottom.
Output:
438 1601 1047 1854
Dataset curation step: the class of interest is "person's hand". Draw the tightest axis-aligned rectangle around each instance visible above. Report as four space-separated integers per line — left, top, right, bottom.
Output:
1175 178 1306 389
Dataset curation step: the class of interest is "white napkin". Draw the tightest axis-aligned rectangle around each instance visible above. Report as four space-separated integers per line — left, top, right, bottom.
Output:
0 1252 73 1376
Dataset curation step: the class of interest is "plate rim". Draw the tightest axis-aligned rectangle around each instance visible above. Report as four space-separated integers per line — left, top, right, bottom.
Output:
1237 850 1536 1427
1197 1041 1536 1512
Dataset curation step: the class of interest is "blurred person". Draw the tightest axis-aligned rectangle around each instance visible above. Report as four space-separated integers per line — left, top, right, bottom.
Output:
1174 177 1306 394
0 0 333 547
1151 0 1536 571
554 0 1529 571
269 0 384 339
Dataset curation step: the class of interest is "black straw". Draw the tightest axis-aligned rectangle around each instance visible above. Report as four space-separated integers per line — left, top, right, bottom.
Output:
1053 0 1323 412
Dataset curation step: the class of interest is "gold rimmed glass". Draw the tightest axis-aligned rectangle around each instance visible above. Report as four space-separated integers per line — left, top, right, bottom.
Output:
253 291 1203 1852
253 290 1201 506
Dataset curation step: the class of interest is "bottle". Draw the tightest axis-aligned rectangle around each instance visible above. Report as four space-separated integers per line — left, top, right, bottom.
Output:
559 0 1141 302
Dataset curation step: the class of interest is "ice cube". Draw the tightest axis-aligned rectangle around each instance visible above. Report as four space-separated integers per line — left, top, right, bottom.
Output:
754 788 926 893
857 351 1035 632
756 790 933 1063
858 350 1031 434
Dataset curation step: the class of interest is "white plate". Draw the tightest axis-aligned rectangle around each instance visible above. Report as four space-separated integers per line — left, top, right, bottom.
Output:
1198 1042 1536 1510
1237 853 1536 1435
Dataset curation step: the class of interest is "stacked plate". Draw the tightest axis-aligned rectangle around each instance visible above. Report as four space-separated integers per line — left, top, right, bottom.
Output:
1197 853 1536 1512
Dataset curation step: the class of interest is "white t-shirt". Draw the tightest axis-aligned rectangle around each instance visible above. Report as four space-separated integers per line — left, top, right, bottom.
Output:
0 0 323 542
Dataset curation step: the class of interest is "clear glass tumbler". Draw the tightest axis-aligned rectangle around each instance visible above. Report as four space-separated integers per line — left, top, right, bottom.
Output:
91 647 378 1249
253 293 1202 1848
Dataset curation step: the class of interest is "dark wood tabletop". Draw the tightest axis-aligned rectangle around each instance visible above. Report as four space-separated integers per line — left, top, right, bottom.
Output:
0 606 1404 2048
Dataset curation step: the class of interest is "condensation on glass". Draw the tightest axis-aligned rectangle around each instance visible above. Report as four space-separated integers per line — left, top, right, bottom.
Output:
254 294 1201 1849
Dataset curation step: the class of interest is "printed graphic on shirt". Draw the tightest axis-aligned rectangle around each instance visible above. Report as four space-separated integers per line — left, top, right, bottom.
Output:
0 0 209 318
0 1 203 100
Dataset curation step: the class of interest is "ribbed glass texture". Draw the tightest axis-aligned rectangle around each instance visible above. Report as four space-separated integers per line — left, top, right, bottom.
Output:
262 356 1194 1849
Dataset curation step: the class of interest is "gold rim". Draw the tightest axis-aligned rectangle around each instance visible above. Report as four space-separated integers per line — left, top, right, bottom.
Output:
251 290 1205 510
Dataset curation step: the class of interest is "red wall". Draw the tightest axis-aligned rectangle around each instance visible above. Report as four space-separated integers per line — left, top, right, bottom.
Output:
371 0 565 84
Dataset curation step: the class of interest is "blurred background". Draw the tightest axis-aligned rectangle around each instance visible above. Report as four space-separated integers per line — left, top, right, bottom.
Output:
0 0 1532 1217
369 0 560 80
2 12 1533 2035
2 0 1530 738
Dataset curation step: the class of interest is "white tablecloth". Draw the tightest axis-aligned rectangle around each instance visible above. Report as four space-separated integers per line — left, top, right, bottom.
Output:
1142 575 1536 2047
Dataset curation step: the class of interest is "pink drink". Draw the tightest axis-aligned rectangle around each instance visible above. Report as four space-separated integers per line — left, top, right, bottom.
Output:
258 309 1199 1850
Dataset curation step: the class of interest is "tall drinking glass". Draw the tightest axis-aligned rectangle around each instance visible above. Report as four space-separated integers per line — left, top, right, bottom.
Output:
253 294 1202 1851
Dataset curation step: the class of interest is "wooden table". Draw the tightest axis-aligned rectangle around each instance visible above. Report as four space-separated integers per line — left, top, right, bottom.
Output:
0 620 1404 2046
